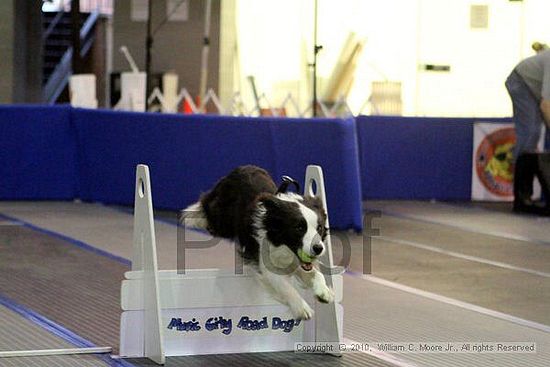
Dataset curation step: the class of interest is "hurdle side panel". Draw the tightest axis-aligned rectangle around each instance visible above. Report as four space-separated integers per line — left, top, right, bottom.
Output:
305 165 343 355
120 304 344 357
133 164 165 364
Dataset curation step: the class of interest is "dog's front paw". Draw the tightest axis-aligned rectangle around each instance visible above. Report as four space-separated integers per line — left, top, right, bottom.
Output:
315 285 335 304
290 299 314 320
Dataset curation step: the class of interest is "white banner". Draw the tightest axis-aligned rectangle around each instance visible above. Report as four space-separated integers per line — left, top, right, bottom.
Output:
472 122 544 201
472 123 516 201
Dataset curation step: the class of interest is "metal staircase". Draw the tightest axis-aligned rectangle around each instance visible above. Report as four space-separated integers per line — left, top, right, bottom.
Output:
42 10 99 104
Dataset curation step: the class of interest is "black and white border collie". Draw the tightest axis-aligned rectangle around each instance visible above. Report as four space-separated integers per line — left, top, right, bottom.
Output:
181 165 334 320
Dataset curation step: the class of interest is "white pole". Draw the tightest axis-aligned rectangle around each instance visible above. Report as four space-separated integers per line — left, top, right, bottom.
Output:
0 347 112 358
119 46 140 73
199 0 213 112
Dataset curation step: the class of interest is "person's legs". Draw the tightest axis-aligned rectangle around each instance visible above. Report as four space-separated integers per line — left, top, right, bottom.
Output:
514 153 537 206
545 125 550 151
505 72 543 160
514 152 550 215
536 153 550 200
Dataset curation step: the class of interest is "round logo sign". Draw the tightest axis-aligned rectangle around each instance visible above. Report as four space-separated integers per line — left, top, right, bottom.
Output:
475 127 515 197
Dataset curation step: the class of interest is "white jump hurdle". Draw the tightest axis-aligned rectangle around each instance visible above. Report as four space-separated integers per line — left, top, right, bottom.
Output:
119 165 343 364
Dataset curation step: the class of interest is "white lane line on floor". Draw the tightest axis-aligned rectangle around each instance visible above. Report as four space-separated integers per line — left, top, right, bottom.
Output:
0 347 112 358
376 235 550 278
374 208 550 247
0 220 24 226
343 338 420 367
357 274 550 334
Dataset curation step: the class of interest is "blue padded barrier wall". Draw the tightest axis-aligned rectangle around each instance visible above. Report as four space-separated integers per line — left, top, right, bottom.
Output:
2 106 515 229
355 115 512 200
0 105 77 200
73 109 363 231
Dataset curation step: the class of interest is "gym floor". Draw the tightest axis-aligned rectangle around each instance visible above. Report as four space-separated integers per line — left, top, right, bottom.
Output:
0 200 548 366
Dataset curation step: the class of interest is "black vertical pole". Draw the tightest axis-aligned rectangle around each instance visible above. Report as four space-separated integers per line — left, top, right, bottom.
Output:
312 0 321 117
145 0 153 109
71 0 81 74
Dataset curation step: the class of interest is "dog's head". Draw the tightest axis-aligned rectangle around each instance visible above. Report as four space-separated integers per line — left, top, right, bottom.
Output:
253 192 328 272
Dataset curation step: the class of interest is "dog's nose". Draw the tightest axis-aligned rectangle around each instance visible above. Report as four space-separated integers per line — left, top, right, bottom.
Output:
312 243 324 255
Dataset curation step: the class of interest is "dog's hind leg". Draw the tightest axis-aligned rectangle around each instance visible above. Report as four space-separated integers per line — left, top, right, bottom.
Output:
179 201 208 230
295 268 334 304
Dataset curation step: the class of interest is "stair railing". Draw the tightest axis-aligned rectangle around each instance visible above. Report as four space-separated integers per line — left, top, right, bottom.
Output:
43 11 99 104
42 9 65 43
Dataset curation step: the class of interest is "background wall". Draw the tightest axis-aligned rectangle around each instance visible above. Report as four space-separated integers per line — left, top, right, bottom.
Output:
226 0 550 118
0 1 15 104
113 0 220 98
0 0 43 104
413 0 523 117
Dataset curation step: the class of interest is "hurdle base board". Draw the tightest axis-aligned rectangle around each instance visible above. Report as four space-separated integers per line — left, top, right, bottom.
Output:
120 303 343 357
121 269 343 310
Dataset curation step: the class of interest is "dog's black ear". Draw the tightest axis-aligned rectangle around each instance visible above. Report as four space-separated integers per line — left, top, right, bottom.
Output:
258 193 282 210
258 194 295 221
256 194 290 232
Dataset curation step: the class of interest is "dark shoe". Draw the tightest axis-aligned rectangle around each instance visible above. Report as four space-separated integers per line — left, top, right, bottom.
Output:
513 199 550 215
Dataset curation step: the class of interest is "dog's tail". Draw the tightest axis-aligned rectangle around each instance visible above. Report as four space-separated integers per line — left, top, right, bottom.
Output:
179 201 209 231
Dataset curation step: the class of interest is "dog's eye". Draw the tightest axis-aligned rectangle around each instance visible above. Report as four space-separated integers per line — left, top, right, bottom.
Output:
295 222 306 231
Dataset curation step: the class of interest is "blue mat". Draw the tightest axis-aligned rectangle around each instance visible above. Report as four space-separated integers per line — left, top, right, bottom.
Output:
72 109 363 230
355 115 512 200
0 105 76 200
3 104 518 229
0 105 363 229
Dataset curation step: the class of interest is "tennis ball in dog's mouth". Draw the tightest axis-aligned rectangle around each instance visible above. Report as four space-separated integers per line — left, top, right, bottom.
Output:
297 248 313 264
